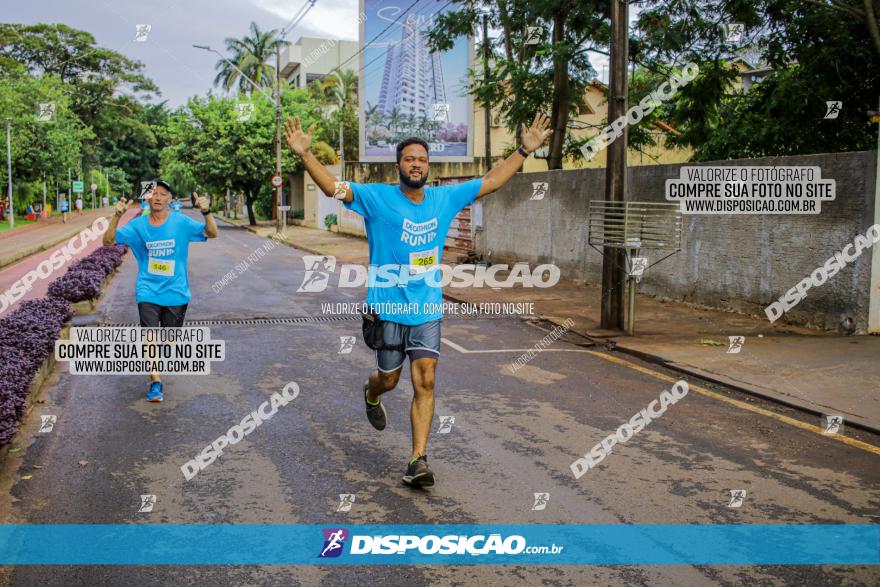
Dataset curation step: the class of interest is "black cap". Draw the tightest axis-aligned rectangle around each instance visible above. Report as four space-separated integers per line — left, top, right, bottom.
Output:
140 179 173 199
154 179 173 192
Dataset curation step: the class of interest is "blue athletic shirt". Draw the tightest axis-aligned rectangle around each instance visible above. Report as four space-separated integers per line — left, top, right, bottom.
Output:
115 213 207 306
344 179 482 325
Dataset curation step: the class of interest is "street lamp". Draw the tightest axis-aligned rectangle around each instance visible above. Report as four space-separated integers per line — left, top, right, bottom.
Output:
5 118 12 229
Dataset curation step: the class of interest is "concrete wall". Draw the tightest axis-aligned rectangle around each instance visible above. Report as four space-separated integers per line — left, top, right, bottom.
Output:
474 151 878 332
297 164 364 236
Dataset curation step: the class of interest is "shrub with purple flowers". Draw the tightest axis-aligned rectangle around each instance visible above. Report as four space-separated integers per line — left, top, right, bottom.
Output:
47 245 126 303
0 297 73 446
0 245 126 446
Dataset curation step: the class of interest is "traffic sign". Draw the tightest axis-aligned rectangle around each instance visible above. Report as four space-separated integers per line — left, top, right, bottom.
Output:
90 183 98 191
271 174 283 187
72 180 84 193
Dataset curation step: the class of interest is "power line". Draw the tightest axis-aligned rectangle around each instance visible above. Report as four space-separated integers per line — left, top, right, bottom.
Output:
280 0 317 40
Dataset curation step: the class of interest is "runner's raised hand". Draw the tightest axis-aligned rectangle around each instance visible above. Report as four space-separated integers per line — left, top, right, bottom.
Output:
114 197 130 217
285 116 314 156
520 113 553 153
193 193 210 213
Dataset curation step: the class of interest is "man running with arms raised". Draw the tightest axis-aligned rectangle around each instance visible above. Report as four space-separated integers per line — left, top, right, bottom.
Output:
286 115 551 487
103 180 218 401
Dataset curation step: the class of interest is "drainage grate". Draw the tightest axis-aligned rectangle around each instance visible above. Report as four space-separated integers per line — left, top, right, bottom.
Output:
93 316 355 327
89 313 528 327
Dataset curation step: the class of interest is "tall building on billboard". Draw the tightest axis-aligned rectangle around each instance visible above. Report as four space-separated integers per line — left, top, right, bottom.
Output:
378 14 447 122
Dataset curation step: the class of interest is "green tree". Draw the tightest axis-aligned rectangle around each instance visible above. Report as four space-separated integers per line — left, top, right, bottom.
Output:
428 0 606 169
635 0 880 159
160 88 333 225
0 71 92 212
0 23 157 93
0 23 163 194
304 70 359 163
213 22 288 94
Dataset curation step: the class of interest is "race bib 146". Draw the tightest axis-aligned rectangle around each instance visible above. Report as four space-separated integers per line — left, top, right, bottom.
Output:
148 257 175 276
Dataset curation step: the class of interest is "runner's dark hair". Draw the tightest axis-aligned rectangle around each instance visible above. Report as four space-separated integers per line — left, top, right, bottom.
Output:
396 137 430 164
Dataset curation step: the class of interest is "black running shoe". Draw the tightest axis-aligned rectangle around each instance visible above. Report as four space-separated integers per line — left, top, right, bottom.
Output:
402 455 435 487
364 381 387 430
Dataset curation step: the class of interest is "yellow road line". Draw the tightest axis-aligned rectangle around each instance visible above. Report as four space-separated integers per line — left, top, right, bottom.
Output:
441 337 592 354
587 350 880 457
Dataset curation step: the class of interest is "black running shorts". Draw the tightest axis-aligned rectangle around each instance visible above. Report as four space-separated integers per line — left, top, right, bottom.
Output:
137 302 188 328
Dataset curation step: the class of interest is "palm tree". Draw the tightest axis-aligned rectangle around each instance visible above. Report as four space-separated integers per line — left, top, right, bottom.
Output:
403 113 417 137
320 70 358 176
416 115 431 137
364 102 381 143
388 107 402 138
323 69 358 108
213 22 288 95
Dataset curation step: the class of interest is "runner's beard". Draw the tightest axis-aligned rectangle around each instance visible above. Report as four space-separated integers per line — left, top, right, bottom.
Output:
399 168 428 189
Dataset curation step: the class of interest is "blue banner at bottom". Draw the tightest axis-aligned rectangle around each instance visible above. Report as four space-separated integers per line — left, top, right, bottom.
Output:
0 524 877 565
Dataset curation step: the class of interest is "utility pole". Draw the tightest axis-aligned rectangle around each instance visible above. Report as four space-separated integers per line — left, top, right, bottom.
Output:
482 14 492 173
275 44 283 234
868 103 880 333
339 99 345 181
600 0 629 331
332 72 345 182
5 118 12 229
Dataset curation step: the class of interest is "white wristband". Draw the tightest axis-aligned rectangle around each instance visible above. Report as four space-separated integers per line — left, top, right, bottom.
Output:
333 181 350 200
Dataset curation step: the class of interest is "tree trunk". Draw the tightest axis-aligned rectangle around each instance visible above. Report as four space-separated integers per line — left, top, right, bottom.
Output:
547 11 570 170
863 0 880 58
246 188 256 226
497 1 514 62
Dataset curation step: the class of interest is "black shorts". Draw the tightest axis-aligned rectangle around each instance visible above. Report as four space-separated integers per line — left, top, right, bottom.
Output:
137 302 188 327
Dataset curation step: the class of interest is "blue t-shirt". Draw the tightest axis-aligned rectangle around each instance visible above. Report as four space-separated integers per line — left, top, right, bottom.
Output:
344 179 482 325
59 200 69 212
115 213 207 306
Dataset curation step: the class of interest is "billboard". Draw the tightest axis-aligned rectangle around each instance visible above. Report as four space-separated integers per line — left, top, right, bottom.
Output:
358 0 474 162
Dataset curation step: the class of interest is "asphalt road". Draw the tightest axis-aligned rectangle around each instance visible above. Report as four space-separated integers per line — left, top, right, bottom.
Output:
2 210 879 586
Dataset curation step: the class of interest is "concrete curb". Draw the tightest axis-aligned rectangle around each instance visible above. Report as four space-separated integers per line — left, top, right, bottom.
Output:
214 215 252 229
240 228 880 436
247 227 342 259
564 322 880 437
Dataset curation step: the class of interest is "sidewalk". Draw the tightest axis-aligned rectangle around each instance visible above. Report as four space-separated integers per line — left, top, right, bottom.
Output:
214 214 274 229
247 224 880 433
0 208 133 316
0 208 113 269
